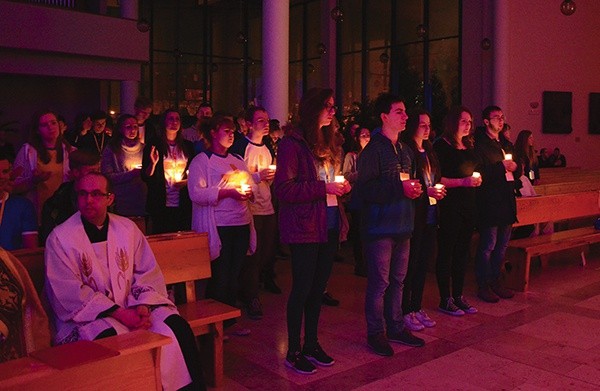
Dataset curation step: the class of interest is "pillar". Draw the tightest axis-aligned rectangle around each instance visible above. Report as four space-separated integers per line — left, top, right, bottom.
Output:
493 0 509 110
262 0 289 123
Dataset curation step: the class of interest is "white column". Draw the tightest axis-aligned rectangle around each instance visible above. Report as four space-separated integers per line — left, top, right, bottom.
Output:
120 0 139 115
262 0 289 124
493 0 509 109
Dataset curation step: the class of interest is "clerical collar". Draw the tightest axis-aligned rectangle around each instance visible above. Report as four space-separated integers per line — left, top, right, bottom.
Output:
81 214 109 243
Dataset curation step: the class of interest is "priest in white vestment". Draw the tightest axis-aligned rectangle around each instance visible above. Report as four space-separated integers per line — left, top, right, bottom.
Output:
44 171 204 391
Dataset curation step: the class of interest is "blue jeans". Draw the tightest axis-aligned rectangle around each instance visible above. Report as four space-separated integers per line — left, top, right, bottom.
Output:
364 236 410 336
475 224 512 288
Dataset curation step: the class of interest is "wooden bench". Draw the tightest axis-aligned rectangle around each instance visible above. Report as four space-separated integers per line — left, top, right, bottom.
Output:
11 230 240 388
504 190 600 291
147 231 240 388
0 330 170 391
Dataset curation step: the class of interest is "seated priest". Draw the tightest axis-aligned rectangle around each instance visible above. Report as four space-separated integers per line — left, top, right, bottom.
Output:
44 171 205 391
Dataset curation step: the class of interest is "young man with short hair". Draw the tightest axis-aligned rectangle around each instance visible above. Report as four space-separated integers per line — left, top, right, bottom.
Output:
357 93 425 356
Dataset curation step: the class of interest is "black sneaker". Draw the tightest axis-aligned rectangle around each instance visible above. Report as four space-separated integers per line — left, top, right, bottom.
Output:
285 351 317 374
302 343 335 366
322 292 340 306
453 296 478 314
247 297 263 320
264 278 282 294
387 328 425 347
438 297 465 316
367 333 393 356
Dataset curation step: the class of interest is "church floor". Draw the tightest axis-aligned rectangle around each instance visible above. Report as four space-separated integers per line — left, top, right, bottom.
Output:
216 247 600 390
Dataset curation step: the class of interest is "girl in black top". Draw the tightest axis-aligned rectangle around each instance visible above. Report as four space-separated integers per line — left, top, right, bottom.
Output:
433 106 482 316
401 109 446 330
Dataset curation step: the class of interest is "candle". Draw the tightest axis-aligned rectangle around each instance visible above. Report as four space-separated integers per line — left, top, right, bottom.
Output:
334 175 345 183
504 153 512 160
268 164 277 170
472 172 481 178
239 181 251 194
434 183 444 190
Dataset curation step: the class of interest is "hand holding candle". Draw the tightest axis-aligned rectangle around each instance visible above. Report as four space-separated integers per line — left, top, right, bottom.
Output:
465 172 482 187
427 183 447 200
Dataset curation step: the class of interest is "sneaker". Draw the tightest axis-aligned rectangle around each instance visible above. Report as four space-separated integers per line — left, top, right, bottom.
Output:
414 309 436 327
490 282 515 299
453 296 478 314
367 333 393 356
264 277 282 294
387 328 425 347
438 297 465 316
322 292 340 307
285 351 317 374
403 312 425 331
247 297 263 320
477 286 500 303
302 343 335 366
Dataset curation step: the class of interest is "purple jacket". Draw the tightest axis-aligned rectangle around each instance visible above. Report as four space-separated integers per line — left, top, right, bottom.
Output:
274 129 328 244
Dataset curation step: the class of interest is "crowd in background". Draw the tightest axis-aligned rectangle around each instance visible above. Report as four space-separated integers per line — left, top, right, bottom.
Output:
0 90 571 377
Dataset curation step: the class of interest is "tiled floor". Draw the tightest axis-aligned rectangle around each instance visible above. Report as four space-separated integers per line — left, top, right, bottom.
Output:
216 247 600 390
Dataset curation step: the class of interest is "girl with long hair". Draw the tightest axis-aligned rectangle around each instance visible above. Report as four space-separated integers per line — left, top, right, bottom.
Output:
400 109 446 330
142 108 194 234
13 110 74 222
274 88 350 374
101 114 147 217
433 106 481 316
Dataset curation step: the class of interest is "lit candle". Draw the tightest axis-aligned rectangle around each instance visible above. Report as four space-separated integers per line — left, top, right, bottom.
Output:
240 181 251 193
268 164 277 170
472 172 481 178
134 164 143 169
504 153 512 160
434 183 444 190
334 175 345 183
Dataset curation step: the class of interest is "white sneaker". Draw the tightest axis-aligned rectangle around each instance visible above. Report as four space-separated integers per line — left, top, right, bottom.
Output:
403 312 425 331
414 309 436 327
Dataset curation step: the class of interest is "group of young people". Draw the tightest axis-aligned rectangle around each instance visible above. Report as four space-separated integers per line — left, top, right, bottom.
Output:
1 88 539 386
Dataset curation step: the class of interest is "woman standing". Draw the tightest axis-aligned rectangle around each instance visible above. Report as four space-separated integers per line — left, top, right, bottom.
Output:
101 114 147 217
401 110 446 330
274 88 350 374
188 115 255 332
514 130 539 187
13 110 74 222
433 107 481 316
142 109 194 234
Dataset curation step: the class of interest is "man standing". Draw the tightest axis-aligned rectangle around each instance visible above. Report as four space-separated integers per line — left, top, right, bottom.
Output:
230 106 276 319
134 96 156 145
357 93 425 357
44 172 204 390
183 102 213 143
474 106 517 303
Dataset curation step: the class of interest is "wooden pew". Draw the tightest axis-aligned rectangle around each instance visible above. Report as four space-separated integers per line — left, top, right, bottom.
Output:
11 230 239 388
505 190 600 291
534 180 600 196
538 167 600 185
0 330 169 391
148 231 240 388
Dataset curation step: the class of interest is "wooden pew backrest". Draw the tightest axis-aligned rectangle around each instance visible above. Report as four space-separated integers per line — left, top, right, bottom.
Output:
147 231 211 303
515 190 600 227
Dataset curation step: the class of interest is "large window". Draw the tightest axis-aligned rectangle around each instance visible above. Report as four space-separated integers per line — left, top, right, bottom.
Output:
338 0 461 130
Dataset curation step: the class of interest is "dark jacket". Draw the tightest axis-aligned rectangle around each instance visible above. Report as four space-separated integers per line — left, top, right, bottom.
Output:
474 128 517 227
356 132 416 239
141 139 194 215
273 129 328 244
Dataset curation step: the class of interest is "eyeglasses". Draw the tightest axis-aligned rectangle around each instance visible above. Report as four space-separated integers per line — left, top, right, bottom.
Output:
489 115 505 121
324 104 337 113
76 190 112 199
